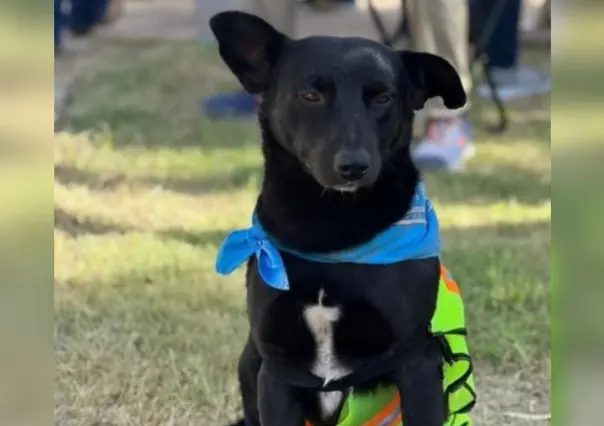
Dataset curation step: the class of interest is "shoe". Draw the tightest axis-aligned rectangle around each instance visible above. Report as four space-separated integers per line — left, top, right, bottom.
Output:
201 91 258 119
412 117 475 172
477 64 551 101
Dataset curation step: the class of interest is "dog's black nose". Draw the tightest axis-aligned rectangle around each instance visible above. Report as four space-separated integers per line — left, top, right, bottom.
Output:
334 149 370 181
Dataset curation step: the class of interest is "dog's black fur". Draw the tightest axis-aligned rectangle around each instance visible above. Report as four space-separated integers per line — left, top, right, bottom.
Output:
210 11 467 426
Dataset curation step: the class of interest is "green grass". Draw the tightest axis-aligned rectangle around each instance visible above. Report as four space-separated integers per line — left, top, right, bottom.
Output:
54 41 551 425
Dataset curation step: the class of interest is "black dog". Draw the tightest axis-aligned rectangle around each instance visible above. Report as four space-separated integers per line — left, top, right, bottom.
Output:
210 11 466 426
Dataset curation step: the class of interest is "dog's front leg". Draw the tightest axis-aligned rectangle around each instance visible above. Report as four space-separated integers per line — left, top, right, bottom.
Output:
257 364 305 426
238 337 263 426
392 337 447 426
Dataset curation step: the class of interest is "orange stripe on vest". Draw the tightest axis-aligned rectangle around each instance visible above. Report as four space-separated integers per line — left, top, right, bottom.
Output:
364 393 400 426
389 413 403 426
440 265 460 294
305 393 401 426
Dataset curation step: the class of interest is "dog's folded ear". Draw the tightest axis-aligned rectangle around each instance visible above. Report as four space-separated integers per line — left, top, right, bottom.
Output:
210 11 288 94
398 51 467 111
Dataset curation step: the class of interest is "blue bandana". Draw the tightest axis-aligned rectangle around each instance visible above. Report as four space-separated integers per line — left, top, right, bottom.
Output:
216 183 440 291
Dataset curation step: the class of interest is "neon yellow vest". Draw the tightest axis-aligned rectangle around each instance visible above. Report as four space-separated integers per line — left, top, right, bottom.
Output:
306 265 476 426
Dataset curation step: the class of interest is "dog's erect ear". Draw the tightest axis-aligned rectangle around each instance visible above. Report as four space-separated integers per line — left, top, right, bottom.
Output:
210 11 287 94
398 51 467 111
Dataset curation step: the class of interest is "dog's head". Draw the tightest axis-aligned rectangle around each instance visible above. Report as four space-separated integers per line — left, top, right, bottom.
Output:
210 11 466 192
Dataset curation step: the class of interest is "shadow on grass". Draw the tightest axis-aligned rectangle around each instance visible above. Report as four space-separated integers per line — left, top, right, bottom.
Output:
65 113 262 151
54 206 129 237
54 159 548 206
55 163 262 195
160 228 230 248
426 163 550 206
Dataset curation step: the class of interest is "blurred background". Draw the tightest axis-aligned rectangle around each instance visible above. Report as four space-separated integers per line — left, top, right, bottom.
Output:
51 0 555 425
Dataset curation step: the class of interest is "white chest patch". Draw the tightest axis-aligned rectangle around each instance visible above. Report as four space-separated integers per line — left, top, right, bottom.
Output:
302 289 351 419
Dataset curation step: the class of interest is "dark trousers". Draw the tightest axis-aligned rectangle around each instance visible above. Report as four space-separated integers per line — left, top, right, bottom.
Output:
485 0 522 68
55 0 109 47
55 0 62 47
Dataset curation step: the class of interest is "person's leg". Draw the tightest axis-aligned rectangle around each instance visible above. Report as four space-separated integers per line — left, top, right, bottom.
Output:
406 0 474 171
202 0 296 119
477 0 551 101
69 0 109 35
486 0 521 69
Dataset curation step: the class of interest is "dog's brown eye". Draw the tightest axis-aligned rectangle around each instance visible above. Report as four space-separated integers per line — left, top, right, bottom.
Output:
373 93 391 105
299 91 322 103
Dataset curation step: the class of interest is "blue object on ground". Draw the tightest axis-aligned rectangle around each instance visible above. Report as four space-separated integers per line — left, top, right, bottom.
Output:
201 91 258 120
477 64 551 101
412 117 475 172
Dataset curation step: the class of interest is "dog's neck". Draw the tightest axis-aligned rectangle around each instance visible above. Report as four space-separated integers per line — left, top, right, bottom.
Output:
255 120 420 253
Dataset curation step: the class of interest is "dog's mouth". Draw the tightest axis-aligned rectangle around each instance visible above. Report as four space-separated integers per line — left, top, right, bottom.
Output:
331 183 359 193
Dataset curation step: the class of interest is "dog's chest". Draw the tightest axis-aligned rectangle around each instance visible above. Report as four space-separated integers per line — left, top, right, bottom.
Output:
303 289 350 419
253 258 439 422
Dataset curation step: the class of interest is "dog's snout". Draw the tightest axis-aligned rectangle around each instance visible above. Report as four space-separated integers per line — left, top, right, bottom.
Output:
334 149 371 182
